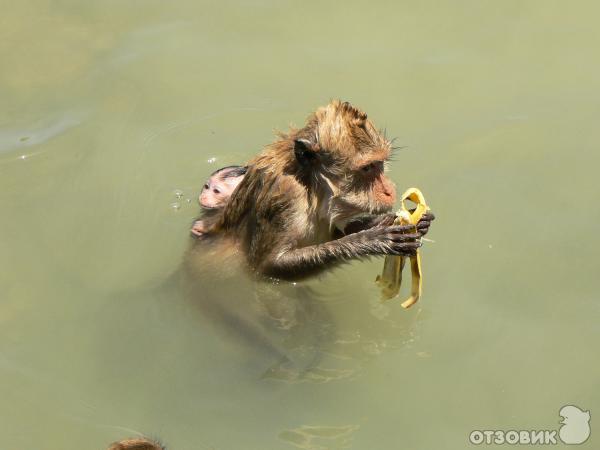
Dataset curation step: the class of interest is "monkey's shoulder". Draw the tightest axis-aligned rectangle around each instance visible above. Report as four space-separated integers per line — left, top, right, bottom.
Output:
254 173 309 216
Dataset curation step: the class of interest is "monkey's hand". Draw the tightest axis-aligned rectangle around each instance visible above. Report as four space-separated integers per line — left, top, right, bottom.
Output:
260 224 422 280
360 225 422 257
342 213 397 235
191 220 207 237
416 211 435 237
343 211 434 240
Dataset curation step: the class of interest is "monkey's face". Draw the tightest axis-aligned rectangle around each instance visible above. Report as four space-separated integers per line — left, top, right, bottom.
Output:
303 101 397 224
324 155 396 227
338 158 396 212
199 172 244 209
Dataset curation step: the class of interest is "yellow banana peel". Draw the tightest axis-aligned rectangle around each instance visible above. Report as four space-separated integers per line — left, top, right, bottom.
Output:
375 188 429 308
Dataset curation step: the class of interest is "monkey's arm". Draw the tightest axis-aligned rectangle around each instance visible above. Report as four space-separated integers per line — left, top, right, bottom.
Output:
343 211 435 236
260 225 421 280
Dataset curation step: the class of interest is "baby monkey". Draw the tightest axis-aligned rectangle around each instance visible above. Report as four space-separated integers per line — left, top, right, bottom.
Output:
191 165 247 237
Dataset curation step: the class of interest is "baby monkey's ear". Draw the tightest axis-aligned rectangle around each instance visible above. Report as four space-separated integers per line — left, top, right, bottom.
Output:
294 138 319 167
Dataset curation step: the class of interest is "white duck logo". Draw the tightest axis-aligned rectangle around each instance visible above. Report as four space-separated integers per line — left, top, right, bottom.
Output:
559 405 591 444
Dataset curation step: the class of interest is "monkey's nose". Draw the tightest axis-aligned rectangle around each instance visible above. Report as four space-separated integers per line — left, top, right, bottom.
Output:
383 187 396 201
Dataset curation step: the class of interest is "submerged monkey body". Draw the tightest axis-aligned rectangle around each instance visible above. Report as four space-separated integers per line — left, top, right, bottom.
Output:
197 100 433 280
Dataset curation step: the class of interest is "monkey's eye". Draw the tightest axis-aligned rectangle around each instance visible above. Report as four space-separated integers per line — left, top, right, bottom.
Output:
204 184 209 189
361 162 383 174
213 188 221 194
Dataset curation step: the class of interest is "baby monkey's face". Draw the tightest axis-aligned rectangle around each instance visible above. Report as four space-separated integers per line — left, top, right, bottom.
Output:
199 166 246 209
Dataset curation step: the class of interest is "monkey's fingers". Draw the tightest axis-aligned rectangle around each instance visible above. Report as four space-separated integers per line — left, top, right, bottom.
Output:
388 241 420 256
416 212 434 228
416 221 431 236
421 211 435 221
190 226 205 237
407 207 433 218
376 213 397 227
191 220 207 237
387 232 420 243
386 224 418 234
416 211 434 236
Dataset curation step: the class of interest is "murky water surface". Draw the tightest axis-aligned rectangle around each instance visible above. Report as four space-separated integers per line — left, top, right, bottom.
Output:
1 1 599 449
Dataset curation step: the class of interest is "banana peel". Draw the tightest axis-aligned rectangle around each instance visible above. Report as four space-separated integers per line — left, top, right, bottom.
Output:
375 188 429 308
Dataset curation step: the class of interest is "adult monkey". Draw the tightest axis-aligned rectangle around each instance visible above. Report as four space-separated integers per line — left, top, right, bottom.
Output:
208 100 434 280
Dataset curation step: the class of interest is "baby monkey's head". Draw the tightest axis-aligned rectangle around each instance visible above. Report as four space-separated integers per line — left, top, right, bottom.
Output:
199 165 247 209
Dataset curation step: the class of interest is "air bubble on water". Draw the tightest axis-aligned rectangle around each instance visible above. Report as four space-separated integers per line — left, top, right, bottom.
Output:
173 189 183 199
207 157 217 164
20 154 27 160
170 202 181 211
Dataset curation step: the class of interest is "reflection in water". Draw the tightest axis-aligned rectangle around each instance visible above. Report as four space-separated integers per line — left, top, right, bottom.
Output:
0 113 86 154
279 424 360 450
262 363 356 384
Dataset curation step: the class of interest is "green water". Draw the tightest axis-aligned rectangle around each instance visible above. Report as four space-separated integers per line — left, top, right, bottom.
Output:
1 1 599 449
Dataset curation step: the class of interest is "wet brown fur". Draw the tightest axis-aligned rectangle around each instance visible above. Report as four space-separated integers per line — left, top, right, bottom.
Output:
201 100 430 280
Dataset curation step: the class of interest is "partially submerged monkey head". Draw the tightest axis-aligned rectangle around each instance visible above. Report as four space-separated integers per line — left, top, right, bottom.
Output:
107 438 165 450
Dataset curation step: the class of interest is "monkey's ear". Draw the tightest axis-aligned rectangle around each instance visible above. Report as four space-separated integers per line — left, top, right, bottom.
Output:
294 139 319 167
